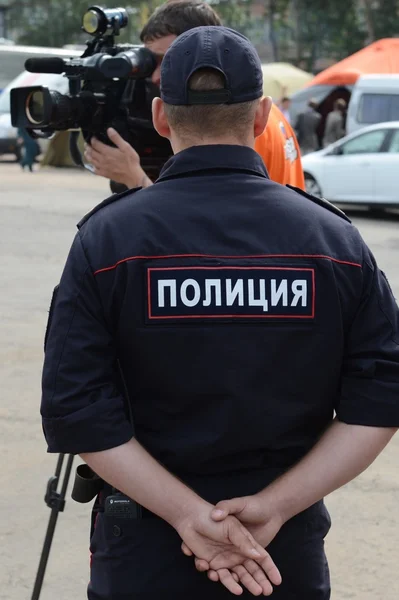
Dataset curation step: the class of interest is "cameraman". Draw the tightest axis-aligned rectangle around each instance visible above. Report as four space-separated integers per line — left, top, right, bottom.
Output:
84 0 304 190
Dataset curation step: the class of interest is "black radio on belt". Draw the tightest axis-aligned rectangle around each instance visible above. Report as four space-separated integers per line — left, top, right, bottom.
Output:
104 493 142 519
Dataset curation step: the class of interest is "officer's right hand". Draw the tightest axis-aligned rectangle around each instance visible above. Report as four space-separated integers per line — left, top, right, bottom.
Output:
177 506 281 596
183 495 284 594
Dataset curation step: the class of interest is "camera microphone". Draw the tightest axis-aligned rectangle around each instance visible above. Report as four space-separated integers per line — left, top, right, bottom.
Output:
25 57 66 74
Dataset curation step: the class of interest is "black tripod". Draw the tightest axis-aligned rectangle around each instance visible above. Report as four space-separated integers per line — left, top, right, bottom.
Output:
31 454 74 600
32 362 135 599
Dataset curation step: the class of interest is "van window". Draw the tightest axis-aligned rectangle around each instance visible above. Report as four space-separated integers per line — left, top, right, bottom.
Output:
357 94 399 125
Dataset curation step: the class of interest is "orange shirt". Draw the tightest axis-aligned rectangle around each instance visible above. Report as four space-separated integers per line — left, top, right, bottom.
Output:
255 103 305 190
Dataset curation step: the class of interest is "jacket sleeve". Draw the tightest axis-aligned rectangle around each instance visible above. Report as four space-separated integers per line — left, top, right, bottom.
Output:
41 232 133 454
336 245 399 427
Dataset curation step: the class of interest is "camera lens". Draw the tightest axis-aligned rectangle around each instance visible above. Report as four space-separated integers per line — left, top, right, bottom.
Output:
26 90 45 125
82 9 100 35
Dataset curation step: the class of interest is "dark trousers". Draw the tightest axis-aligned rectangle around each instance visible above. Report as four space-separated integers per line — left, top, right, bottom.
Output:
88 500 331 600
19 139 39 170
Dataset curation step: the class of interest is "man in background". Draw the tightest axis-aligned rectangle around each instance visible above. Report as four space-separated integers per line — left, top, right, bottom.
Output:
277 92 291 123
295 98 321 155
323 98 347 147
85 0 305 190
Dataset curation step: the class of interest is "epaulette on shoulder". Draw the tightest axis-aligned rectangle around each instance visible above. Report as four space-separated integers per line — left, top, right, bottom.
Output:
286 185 351 223
77 186 142 229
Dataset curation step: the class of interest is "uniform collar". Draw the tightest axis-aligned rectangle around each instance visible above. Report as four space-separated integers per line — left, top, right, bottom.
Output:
157 144 269 182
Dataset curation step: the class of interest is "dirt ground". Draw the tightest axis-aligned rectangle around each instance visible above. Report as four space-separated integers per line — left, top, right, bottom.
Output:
0 159 398 600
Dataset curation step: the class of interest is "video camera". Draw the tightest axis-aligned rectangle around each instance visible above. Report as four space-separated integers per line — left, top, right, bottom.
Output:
10 5 172 181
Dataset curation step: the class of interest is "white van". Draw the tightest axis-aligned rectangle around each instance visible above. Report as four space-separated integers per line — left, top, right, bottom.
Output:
0 45 81 91
346 74 399 135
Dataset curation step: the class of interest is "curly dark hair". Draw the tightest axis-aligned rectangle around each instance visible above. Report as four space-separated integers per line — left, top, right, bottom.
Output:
140 0 221 42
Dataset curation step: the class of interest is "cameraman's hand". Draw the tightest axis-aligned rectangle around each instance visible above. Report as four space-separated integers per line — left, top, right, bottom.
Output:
84 128 152 189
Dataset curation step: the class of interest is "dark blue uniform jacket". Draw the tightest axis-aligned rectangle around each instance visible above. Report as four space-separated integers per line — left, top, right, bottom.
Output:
41 145 399 486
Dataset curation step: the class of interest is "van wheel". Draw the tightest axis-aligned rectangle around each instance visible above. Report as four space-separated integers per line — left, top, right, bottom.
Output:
304 174 322 197
15 147 21 162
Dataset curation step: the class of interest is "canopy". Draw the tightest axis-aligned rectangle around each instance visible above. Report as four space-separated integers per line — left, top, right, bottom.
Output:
41 131 84 167
307 38 399 87
261 62 313 99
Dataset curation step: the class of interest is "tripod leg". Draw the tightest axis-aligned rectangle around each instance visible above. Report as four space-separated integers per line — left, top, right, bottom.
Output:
31 454 74 600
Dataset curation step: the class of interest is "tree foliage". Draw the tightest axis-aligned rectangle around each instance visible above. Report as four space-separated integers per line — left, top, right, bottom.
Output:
5 1 165 47
283 0 368 71
361 0 399 42
4 0 399 71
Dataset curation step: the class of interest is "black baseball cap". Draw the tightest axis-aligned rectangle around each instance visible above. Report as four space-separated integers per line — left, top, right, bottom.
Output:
160 26 263 106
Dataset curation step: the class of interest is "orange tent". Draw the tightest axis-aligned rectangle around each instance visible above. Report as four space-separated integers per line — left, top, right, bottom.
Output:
307 38 399 87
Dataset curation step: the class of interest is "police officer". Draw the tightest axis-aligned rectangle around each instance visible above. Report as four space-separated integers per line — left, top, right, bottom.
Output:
41 26 399 600
84 0 305 190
